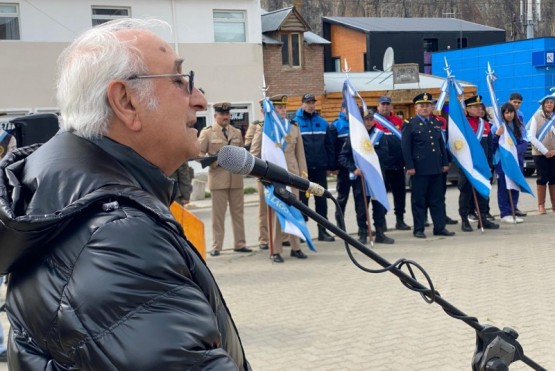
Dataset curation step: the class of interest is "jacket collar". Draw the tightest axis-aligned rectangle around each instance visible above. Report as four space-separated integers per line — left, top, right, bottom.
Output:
94 136 174 206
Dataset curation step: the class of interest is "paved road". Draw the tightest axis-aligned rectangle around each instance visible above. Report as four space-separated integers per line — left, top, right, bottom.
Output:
1 176 553 370
197 176 554 370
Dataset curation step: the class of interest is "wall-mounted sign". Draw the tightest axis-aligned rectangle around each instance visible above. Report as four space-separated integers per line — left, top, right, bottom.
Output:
532 51 555 67
392 63 420 84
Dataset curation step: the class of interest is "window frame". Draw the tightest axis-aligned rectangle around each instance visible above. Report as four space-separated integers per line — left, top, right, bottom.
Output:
0 3 20 40
280 32 302 68
91 6 131 27
213 10 247 43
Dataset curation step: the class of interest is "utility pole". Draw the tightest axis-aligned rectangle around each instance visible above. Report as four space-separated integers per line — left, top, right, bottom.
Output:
520 0 541 39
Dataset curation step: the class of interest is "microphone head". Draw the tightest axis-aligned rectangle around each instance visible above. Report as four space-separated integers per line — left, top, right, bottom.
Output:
217 146 255 175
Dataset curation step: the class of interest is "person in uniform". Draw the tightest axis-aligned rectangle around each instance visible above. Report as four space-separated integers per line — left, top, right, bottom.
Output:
250 94 309 262
250 101 289 251
330 103 370 242
433 110 459 225
243 120 261 152
401 92 455 239
171 161 193 206
338 109 394 244
294 93 336 242
198 102 250 256
458 95 499 232
247 118 271 250
374 96 411 231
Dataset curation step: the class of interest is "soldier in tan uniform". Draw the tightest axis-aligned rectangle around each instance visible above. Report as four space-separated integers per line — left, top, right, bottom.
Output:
250 95 309 263
247 119 271 250
198 102 250 256
244 120 261 151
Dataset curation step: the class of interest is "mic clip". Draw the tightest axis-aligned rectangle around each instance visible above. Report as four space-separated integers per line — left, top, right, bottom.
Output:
471 325 541 370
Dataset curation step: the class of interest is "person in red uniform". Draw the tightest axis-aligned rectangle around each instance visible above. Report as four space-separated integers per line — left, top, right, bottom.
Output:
374 96 411 231
458 95 499 232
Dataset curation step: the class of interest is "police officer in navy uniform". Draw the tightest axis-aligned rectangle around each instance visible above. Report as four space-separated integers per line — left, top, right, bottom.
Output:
293 93 336 242
402 93 455 239
330 103 364 238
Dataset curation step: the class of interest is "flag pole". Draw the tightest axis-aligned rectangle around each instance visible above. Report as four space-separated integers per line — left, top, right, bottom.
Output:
259 76 276 259
471 188 485 233
359 174 374 246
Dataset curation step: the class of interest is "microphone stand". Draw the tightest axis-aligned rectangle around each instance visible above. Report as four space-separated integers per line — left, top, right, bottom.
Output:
267 181 546 370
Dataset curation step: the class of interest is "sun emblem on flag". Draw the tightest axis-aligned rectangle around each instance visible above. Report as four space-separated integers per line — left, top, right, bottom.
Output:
362 138 374 153
506 136 514 147
454 139 465 151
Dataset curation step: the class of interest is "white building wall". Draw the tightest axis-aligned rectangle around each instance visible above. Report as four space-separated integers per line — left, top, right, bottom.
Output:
1 0 264 126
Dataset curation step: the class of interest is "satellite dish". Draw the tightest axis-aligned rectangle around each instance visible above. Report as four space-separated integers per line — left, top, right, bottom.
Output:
383 47 395 72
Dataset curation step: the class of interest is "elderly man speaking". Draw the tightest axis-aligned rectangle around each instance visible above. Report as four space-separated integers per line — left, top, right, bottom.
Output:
0 19 250 370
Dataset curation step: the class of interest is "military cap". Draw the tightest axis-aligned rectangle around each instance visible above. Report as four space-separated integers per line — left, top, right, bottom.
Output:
213 102 232 112
464 95 483 107
301 93 317 103
413 92 433 105
269 94 288 106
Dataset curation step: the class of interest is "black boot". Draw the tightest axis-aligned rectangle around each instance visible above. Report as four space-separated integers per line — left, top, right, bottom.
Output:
395 216 411 231
318 225 335 242
479 217 500 230
358 233 368 245
461 216 473 232
375 227 394 244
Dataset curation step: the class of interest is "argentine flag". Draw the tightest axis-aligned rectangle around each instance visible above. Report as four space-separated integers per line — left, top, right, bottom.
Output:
261 99 316 252
446 82 492 199
342 80 390 210
486 67 533 196
495 123 534 195
373 112 401 140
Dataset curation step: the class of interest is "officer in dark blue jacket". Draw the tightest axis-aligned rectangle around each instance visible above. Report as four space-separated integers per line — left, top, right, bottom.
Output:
402 93 455 239
338 110 394 244
293 93 336 241
329 104 358 233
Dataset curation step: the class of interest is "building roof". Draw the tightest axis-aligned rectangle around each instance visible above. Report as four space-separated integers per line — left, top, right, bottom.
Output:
324 71 474 93
261 7 329 45
261 7 310 33
262 32 329 45
323 17 504 33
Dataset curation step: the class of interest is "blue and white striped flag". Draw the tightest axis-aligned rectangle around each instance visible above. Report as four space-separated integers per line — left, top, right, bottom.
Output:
373 113 401 140
446 81 492 199
496 126 534 195
486 65 533 195
342 80 390 210
261 99 316 251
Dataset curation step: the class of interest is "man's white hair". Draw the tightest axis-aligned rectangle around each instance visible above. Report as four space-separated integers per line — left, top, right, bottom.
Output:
56 18 169 139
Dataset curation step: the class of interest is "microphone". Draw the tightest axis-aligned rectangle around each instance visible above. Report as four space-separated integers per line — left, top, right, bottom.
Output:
217 145 331 198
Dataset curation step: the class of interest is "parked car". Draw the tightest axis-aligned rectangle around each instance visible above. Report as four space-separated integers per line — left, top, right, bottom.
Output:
523 142 536 177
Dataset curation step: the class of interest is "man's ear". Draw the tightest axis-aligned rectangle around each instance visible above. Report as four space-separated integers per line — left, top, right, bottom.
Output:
107 81 142 131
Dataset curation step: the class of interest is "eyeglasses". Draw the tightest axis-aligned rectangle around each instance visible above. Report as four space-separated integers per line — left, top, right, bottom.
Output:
127 71 194 94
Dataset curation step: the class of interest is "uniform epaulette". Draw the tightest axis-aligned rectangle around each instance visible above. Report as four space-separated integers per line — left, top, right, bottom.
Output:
257 120 264 126
404 118 411 124
202 126 211 131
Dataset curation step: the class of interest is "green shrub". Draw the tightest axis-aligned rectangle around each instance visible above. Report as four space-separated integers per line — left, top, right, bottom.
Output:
244 187 257 195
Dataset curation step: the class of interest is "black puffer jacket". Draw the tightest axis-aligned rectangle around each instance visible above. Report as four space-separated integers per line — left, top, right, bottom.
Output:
0 132 249 370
